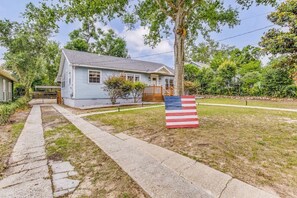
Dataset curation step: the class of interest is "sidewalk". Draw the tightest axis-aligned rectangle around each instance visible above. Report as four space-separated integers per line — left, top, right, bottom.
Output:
53 104 279 198
0 106 52 198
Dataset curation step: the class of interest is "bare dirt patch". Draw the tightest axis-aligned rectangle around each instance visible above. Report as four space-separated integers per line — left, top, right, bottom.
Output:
41 106 148 198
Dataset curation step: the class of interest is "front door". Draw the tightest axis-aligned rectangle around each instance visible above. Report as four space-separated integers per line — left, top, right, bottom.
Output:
151 75 158 86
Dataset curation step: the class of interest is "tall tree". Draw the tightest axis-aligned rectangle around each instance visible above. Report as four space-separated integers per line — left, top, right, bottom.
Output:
0 3 59 96
128 0 276 95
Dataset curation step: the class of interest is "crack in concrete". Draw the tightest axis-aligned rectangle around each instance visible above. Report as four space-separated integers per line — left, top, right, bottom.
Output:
10 155 46 166
218 177 233 198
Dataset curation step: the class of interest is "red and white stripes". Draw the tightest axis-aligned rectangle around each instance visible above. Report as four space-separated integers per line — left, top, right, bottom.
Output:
165 96 199 129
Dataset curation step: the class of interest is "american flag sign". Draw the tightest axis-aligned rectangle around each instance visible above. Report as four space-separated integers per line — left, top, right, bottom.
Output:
165 95 199 129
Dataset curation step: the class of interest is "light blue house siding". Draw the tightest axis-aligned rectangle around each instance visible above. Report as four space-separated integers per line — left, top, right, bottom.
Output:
57 49 175 108
74 67 150 99
0 76 13 102
61 60 72 99
62 65 174 107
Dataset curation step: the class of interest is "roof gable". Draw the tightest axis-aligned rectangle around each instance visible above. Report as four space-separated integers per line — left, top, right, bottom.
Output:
154 66 173 75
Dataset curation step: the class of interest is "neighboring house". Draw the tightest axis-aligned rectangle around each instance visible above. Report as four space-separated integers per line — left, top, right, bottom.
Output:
56 49 174 107
188 61 210 69
0 69 16 102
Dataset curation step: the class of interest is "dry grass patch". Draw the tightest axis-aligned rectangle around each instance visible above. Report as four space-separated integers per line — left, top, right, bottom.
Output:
63 103 160 115
86 106 297 198
41 106 148 198
0 108 30 178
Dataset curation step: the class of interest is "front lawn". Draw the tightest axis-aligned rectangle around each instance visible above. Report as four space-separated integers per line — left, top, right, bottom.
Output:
86 105 297 197
198 97 297 109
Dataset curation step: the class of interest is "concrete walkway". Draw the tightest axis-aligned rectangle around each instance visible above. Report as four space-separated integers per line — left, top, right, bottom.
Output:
53 104 279 198
199 103 297 112
0 106 52 198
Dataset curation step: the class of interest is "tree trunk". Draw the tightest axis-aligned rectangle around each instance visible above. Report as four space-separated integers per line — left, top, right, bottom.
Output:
174 9 185 96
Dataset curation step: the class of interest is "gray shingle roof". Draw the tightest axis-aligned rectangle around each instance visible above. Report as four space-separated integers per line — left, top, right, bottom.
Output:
63 49 174 74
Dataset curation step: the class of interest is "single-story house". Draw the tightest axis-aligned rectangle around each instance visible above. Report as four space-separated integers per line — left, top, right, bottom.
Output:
56 49 174 107
0 69 16 102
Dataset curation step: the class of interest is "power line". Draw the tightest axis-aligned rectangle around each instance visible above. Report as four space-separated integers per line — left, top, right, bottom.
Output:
217 25 275 42
133 51 173 58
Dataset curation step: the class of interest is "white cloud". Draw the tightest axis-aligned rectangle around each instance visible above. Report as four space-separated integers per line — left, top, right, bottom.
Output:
121 26 173 58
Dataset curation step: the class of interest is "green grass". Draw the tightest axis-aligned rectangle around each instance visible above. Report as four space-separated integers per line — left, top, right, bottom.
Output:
198 97 297 109
42 106 148 198
86 105 297 197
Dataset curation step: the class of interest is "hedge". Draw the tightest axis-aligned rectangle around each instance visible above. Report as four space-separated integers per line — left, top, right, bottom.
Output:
0 97 29 125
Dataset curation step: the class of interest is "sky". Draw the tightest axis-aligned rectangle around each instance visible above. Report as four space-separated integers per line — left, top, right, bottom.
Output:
0 0 282 68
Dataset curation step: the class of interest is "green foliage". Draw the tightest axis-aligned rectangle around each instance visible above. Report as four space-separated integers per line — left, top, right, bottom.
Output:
184 64 200 82
283 85 297 98
65 28 128 57
131 82 146 103
186 40 297 98
184 81 200 95
241 71 262 95
238 61 261 76
0 97 29 125
103 76 133 104
262 66 294 97
260 0 297 57
14 84 26 99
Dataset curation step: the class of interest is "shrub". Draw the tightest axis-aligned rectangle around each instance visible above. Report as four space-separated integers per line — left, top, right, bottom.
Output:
131 81 146 103
282 85 297 98
103 76 133 104
184 81 199 95
0 97 29 125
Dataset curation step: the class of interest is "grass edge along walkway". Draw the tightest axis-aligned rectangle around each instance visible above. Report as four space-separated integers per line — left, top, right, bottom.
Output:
198 103 297 113
53 104 279 198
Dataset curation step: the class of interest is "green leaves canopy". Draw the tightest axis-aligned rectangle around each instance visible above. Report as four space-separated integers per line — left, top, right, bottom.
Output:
260 0 297 56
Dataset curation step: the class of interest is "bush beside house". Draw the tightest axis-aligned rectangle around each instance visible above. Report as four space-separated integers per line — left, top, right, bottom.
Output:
103 76 146 104
0 97 29 125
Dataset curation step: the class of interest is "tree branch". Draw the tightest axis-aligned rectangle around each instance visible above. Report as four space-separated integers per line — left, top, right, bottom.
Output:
155 0 174 18
184 0 202 17
164 0 177 11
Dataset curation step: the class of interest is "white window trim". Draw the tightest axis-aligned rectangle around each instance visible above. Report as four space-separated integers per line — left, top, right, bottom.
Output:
88 69 102 84
125 73 141 82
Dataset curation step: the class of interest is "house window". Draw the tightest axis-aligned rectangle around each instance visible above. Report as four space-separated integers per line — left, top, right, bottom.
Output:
62 75 65 88
89 70 101 83
135 74 140 82
126 74 134 81
125 73 141 82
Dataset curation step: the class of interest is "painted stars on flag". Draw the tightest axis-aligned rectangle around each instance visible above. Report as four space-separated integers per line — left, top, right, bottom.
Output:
164 96 199 129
